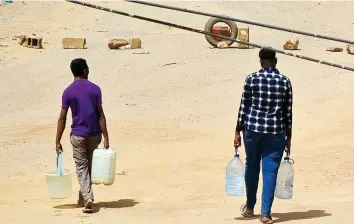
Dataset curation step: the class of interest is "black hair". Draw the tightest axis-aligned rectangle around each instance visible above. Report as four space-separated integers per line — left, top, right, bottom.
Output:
259 48 276 61
70 58 88 77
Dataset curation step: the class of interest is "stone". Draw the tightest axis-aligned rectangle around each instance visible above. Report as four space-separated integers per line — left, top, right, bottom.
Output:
129 38 142 49
236 27 250 49
326 47 343 52
347 44 354 55
20 36 42 49
62 38 86 49
283 39 299 50
217 41 228 49
108 38 128 49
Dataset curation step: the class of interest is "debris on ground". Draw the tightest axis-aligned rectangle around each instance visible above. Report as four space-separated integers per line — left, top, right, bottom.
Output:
19 36 43 49
217 41 229 49
326 47 343 52
283 39 299 50
108 38 128 49
347 44 354 55
117 171 127 175
163 62 177 66
129 38 142 49
62 38 86 49
236 27 250 49
118 44 131 50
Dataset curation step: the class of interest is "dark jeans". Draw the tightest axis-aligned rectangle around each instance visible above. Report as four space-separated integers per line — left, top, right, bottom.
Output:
243 129 286 216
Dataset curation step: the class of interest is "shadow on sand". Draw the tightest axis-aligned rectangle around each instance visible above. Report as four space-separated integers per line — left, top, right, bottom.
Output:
53 199 140 213
234 210 331 223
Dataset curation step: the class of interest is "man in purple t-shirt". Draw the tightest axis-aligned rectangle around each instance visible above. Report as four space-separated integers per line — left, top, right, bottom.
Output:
55 58 109 213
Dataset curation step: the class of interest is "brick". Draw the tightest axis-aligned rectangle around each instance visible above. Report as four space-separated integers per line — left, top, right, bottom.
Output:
236 27 250 49
62 38 86 49
129 38 142 49
20 36 43 49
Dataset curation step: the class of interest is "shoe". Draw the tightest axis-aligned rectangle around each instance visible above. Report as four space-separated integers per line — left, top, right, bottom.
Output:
240 204 255 217
82 199 94 213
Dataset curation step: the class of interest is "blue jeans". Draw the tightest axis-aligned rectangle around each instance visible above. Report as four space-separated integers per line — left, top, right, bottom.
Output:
243 129 286 216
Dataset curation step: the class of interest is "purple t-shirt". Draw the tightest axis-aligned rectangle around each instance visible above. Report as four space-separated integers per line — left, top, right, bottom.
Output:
62 79 102 137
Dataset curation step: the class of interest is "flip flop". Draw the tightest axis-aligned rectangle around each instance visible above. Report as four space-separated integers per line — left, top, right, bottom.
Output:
82 199 94 213
240 204 255 217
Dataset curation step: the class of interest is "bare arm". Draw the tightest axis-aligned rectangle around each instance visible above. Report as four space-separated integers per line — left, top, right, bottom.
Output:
55 108 68 154
97 104 109 148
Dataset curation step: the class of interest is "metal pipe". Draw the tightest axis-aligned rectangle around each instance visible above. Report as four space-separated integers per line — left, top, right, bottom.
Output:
126 0 354 45
65 0 354 72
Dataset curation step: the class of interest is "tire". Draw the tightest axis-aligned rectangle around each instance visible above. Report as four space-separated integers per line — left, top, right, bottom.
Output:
204 17 238 47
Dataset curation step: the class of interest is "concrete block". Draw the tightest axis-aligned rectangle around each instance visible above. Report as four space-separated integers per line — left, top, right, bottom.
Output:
20 36 42 49
236 27 250 49
62 38 86 49
129 38 142 49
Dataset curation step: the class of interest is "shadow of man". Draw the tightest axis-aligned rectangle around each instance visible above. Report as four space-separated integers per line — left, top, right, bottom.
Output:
272 210 331 223
234 209 331 223
54 198 140 213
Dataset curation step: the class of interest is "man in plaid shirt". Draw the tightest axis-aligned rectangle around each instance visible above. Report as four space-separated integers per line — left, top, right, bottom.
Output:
234 49 293 224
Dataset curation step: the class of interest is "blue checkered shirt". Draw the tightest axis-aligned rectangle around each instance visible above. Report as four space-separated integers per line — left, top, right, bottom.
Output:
236 67 293 137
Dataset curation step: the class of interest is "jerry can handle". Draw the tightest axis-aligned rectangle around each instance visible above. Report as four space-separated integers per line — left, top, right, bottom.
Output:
57 152 63 177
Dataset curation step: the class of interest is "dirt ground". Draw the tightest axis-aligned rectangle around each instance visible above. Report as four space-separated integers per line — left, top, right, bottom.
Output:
1 1 354 224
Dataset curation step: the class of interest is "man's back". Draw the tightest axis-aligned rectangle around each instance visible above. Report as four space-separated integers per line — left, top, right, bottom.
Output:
238 67 292 135
62 79 102 137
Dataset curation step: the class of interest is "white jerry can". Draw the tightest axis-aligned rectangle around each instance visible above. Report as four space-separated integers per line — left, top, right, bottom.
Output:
91 148 116 185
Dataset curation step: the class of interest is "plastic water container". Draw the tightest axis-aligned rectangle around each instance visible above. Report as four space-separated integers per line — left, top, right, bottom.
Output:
91 148 116 185
44 153 72 199
275 155 294 199
226 152 245 196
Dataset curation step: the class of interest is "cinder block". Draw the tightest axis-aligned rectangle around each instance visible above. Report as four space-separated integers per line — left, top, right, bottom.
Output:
62 38 86 49
236 27 250 49
20 36 42 49
129 38 142 49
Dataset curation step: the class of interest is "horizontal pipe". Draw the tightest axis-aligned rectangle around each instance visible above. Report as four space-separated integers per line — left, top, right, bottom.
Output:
65 0 354 72
126 0 354 45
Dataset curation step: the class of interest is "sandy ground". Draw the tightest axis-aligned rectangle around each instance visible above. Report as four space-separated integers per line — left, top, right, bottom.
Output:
1 1 354 223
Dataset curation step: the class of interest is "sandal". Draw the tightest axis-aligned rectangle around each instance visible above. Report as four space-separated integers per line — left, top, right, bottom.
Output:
240 204 255 217
82 199 94 213
77 198 84 208
259 215 273 224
